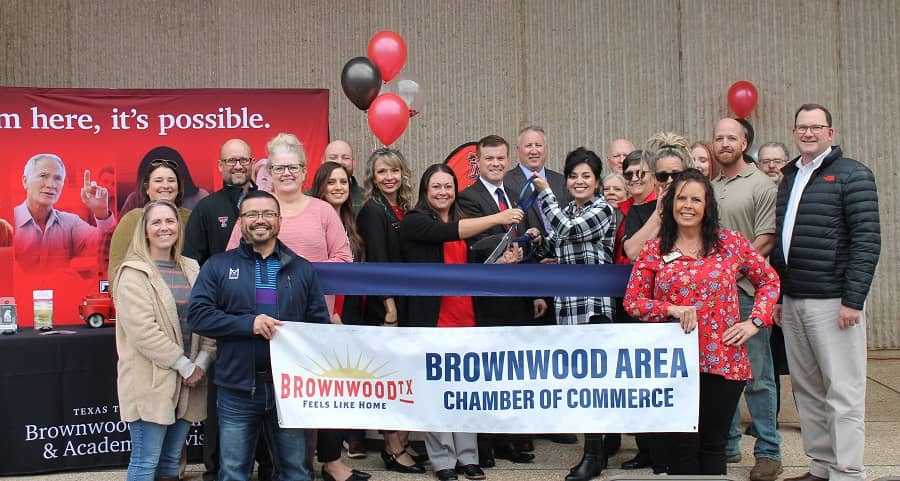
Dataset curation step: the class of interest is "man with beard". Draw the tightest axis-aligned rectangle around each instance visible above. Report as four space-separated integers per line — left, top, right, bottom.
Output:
189 190 330 481
183 138 260 481
757 142 790 184
710 118 781 481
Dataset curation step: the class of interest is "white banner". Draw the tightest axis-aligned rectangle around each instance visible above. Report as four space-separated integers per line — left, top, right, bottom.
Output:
270 323 699 433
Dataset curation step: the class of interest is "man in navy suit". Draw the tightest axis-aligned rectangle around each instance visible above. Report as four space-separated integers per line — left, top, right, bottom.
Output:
458 134 544 467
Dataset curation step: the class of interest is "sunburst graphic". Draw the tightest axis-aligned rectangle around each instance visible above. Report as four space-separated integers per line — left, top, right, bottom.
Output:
299 347 398 379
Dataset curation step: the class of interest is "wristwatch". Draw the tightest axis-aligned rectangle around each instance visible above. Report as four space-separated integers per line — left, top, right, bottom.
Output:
750 317 765 329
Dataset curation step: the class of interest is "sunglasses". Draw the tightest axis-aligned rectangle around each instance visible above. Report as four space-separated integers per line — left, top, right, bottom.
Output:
654 171 683 183
150 158 179 169
623 170 647 181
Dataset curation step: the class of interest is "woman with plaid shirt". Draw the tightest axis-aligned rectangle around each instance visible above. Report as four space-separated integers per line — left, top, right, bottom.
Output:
531 147 616 481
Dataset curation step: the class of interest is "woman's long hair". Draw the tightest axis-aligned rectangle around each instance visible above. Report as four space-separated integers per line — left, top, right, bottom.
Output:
362 148 414 212
413 163 464 222
115 200 188 294
313 161 365 261
658 169 720 256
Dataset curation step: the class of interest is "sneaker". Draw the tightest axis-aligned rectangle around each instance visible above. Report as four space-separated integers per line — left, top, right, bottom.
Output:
343 439 367 459
749 457 783 481
725 453 742 463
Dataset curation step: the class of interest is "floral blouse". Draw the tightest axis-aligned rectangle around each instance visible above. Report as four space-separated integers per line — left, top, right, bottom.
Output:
624 230 780 381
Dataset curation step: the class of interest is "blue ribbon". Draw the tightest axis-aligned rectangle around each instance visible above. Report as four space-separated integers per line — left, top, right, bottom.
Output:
517 175 539 211
312 262 633 297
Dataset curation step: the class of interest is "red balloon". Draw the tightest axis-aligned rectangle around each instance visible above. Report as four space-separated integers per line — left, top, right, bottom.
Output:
727 81 759 119
367 30 407 82
367 94 410 145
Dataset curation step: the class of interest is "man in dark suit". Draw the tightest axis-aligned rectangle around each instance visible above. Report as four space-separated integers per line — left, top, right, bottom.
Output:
458 134 543 467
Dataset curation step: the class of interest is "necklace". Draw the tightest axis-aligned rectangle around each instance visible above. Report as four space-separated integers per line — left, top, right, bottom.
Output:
676 240 702 256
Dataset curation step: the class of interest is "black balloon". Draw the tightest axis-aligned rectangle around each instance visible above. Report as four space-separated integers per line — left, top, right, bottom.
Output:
341 57 382 111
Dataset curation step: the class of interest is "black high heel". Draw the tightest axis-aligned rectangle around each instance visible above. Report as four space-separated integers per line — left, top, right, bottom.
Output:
380 449 426 474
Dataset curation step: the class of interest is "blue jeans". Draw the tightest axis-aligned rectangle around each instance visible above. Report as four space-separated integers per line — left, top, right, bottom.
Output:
218 383 310 481
726 291 782 460
127 419 191 481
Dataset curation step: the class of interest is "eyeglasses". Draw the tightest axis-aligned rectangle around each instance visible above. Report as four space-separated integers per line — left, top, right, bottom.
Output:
654 171 683 183
760 158 786 165
222 157 253 167
269 164 305 175
150 159 179 169
623 170 647 181
793 125 830 134
240 210 279 220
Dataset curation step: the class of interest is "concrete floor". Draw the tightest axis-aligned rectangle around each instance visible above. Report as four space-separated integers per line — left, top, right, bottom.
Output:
6 351 899 481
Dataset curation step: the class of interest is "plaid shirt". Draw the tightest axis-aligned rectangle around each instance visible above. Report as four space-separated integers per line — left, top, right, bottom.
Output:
539 189 616 324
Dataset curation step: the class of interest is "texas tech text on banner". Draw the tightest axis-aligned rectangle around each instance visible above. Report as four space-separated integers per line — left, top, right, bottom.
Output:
270 323 700 433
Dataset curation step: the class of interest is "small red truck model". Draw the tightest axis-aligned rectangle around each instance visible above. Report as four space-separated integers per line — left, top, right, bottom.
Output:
79 292 116 328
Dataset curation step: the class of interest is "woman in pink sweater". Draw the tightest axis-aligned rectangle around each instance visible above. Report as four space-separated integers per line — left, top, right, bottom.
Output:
226 133 351 316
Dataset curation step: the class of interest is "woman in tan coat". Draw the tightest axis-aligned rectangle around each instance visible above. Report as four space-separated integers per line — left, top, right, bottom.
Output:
113 199 215 481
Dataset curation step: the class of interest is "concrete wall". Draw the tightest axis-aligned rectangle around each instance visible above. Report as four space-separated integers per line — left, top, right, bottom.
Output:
2 0 896 346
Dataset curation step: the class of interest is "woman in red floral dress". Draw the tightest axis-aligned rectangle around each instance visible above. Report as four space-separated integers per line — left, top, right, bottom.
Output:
624 169 780 475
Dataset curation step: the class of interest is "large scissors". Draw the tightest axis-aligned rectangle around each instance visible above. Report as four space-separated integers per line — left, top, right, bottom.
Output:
484 176 540 264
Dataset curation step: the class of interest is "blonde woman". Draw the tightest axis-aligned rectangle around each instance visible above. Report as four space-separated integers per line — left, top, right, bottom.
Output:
114 200 214 481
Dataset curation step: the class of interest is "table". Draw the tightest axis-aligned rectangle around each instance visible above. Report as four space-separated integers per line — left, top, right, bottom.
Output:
0 325 203 475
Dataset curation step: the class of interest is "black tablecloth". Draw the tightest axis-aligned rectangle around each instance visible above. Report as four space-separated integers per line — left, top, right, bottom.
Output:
0 325 203 475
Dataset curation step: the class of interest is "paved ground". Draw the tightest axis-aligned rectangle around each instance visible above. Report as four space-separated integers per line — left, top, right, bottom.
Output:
7 351 899 481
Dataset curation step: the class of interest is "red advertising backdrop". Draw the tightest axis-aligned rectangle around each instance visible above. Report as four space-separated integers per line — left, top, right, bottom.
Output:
0 88 329 327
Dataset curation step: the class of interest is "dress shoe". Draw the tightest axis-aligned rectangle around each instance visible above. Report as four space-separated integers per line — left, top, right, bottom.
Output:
494 444 535 463
321 466 371 481
455 463 487 480
380 449 426 474
541 433 578 444
783 472 827 481
435 468 459 481
621 452 652 470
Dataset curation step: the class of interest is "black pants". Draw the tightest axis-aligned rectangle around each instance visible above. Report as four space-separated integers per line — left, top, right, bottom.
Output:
317 429 344 463
666 373 745 475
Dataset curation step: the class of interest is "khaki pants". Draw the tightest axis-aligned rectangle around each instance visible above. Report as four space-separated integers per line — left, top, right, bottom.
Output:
782 296 866 481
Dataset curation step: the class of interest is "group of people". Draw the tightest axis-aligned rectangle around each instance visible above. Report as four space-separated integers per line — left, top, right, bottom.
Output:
102 102 878 481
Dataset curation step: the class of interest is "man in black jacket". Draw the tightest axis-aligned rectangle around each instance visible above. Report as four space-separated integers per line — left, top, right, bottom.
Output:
772 104 880 481
184 138 257 266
